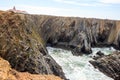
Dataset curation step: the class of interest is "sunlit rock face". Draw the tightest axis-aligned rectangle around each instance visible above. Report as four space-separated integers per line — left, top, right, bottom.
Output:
0 11 66 79
0 57 62 80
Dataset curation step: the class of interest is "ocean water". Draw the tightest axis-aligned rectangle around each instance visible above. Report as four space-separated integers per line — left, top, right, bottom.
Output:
47 47 115 80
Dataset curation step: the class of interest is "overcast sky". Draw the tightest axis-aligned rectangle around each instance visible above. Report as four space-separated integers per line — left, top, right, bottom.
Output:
0 0 120 20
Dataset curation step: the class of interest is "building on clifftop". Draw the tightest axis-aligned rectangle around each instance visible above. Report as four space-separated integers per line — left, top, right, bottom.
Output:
8 6 28 14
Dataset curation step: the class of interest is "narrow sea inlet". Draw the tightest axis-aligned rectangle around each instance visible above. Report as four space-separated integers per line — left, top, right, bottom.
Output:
47 47 115 80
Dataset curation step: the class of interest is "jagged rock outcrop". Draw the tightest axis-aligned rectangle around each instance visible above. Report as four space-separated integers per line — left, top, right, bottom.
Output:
0 57 62 80
4 11 119 56
27 14 120 55
0 10 120 79
0 11 66 79
89 51 120 80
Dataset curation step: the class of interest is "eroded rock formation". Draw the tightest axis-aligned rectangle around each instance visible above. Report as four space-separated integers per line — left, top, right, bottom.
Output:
0 11 66 79
89 51 120 80
0 57 62 80
27 14 120 55
0 10 120 79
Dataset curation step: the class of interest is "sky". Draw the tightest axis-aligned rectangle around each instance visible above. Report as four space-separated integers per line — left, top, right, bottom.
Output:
0 0 120 20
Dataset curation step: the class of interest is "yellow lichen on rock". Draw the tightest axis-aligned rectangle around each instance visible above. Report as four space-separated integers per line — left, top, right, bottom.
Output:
0 57 62 80
0 57 16 80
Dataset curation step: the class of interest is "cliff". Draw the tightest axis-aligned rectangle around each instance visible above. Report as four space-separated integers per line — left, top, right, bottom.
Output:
0 57 62 80
0 11 66 79
0 10 120 79
25 13 120 55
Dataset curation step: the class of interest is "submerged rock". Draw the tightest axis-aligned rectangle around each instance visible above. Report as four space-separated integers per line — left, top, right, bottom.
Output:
0 57 62 80
89 51 120 80
96 51 104 56
93 51 105 60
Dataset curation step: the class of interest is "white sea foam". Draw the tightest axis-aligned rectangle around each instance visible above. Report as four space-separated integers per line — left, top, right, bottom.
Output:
47 47 114 80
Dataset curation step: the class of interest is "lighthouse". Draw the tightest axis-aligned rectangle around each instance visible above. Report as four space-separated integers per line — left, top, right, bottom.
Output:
7 6 28 14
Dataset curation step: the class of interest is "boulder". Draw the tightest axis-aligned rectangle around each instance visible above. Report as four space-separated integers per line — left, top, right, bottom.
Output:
89 51 120 80
93 51 104 60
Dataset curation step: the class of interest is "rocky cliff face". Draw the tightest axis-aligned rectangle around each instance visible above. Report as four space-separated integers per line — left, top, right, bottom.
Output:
0 11 66 79
0 57 62 80
27 14 120 55
0 10 120 79
90 51 120 80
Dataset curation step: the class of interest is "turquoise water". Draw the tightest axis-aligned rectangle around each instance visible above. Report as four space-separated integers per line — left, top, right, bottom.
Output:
47 47 115 80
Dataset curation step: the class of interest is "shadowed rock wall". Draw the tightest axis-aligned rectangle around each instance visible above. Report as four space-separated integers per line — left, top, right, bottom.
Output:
25 15 120 55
